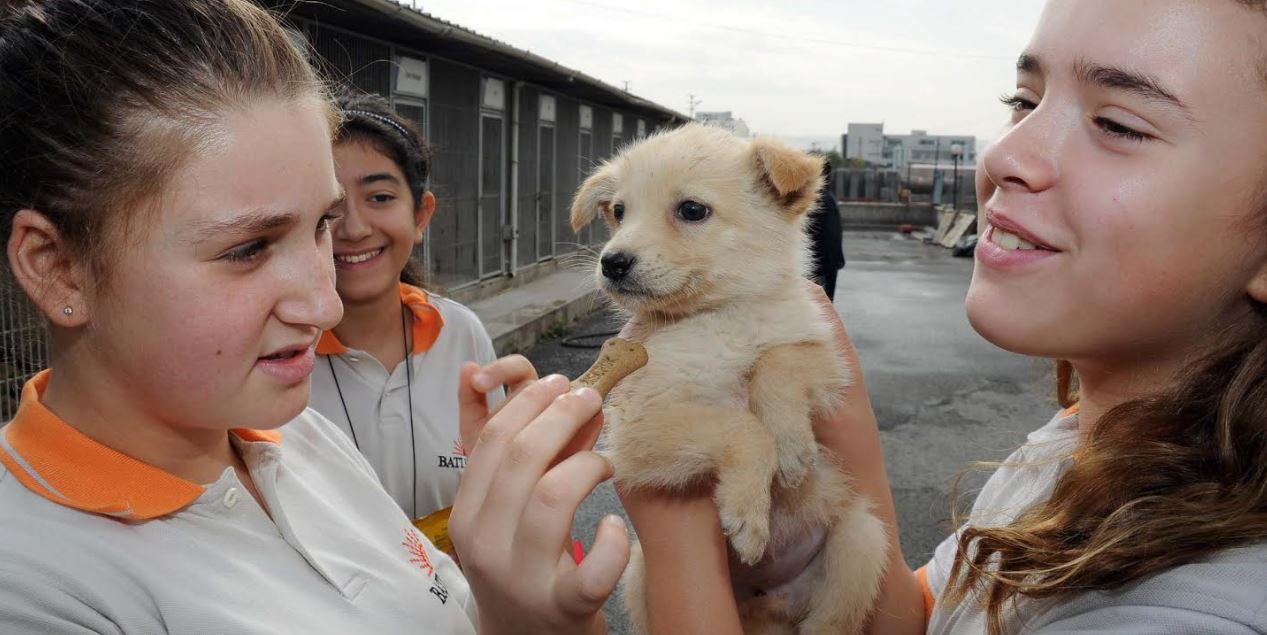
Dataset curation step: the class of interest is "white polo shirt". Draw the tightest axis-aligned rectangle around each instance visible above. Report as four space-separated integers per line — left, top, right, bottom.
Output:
919 405 1267 633
0 371 477 634
310 283 502 521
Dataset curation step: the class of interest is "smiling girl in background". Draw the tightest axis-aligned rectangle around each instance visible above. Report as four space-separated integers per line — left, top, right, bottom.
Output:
310 94 504 527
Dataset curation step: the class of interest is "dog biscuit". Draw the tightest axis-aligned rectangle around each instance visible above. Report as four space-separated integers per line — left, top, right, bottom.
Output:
572 338 648 399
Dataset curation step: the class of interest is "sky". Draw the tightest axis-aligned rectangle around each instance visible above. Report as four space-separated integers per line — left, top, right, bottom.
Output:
413 0 1049 152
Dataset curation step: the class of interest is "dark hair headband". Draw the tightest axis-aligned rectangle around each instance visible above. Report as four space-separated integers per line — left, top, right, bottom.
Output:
345 109 418 151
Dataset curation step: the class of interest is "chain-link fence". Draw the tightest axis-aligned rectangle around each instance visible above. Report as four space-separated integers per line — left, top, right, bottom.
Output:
0 280 49 421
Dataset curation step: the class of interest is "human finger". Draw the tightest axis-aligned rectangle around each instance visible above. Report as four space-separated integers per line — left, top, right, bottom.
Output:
452 375 572 535
478 387 603 533
617 320 634 339
554 411 604 469
458 362 489 453
472 354 538 394
554 514 630 618
515 450 614 568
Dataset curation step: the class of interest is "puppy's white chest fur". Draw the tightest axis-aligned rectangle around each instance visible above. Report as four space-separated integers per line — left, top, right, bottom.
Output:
610 291 830 415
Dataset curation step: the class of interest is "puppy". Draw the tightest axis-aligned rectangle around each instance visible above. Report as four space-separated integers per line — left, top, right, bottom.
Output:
570 124 888 634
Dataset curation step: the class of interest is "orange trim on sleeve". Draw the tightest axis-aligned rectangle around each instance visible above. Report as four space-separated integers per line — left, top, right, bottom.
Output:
915 565 935 625
0 370 280 519
1062 402 1085 462
317 283 445 357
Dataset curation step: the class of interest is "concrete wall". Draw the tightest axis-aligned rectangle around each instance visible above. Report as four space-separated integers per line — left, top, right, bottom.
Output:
839 202 938 229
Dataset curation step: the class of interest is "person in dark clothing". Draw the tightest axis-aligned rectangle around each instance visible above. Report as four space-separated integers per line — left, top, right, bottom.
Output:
806 160 846 300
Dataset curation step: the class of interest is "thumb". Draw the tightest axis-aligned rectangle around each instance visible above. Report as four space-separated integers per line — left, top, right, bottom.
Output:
457 361 488 454
555 515 630 618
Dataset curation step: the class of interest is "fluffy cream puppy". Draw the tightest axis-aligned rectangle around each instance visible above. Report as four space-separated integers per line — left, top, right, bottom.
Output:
570 124 888 634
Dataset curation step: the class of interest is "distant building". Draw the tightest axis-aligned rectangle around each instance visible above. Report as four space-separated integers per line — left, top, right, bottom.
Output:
885 129 976 171
844 123 885 165
843 123 975 170
696 111 751 137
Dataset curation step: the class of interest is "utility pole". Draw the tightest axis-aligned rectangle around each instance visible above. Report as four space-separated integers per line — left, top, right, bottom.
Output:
934 137 942 202
688 94 703 119
906 159 913 202
623 81 630 92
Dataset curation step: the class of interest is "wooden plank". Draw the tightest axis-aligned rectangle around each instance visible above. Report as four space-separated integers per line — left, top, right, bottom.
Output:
938 212 976 248
934 210 958 243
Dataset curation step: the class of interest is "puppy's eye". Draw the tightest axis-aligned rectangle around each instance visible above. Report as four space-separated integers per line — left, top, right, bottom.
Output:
612 203 625 223
676 200 710 222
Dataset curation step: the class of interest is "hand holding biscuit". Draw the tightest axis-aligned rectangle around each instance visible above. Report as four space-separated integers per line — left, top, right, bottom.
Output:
450 344 648 635
450 372 629 635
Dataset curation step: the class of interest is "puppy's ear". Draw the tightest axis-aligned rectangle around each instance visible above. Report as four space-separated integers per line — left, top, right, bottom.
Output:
570 162 618 232
751 136 824 217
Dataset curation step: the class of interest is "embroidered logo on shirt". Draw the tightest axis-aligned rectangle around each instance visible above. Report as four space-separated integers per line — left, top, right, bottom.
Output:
403 528 436 577
437 438 467 470
403 527 450 604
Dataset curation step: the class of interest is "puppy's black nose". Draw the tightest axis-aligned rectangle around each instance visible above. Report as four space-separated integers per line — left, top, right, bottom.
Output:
601 252 636 281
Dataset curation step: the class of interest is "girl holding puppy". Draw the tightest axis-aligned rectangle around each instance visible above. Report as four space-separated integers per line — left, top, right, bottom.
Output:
0 1 627 633
310 93 503 524
625 0 1267 633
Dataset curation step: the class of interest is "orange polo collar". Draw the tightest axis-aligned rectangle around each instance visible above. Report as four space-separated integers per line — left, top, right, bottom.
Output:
316 283 445 356
0 370 281 520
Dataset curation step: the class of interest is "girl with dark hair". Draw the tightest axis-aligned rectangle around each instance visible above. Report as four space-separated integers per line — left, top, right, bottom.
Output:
0 2 627 633
309 93 504 531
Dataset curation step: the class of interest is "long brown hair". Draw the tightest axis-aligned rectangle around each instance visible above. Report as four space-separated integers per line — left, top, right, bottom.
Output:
945 2 1267 632
0 0 331 282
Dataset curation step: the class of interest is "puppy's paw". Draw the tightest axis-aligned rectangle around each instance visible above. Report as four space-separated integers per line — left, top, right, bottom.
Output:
770 421 817 489
720 509 770 565
775 441 816 489
717 488 771 565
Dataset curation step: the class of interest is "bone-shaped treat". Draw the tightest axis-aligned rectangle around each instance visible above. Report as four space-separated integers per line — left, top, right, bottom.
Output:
571 338 648 399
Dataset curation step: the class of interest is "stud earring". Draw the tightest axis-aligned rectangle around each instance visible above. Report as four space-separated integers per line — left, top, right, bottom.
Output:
62 306 73 316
